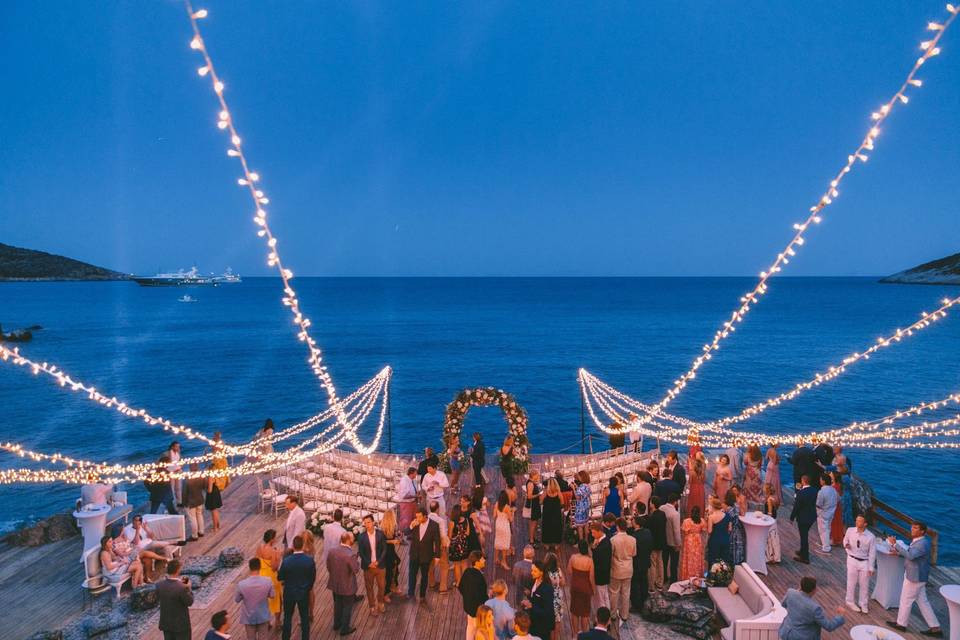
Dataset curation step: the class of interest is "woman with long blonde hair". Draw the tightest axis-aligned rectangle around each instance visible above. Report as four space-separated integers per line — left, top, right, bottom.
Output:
540 478 563 553
475 604 496 640
381 508 402 598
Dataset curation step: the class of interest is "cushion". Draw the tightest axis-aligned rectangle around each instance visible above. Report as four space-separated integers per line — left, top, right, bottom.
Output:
708 588 754 624
720 626 735 640
727 580 739 595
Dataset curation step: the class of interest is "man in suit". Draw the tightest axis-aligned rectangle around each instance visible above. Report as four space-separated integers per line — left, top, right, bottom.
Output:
660 493 683 586
512 544 536 608
813 439 834 469
589 523 612 609
578 606 616 640
886 522 943 637
815 474 838 554
725 440 744 485
470 433 486 486
647 495 667 590
779 576 845 640
284 496 306 550
609 517 637 626
629 513 652 612
428 500 450 592
235 557 275 639
280 534 318 640
789 440 819 489
156 559 193 640
203 610 229 640
357 514 387 616
653 469 681 505
665 451 686 493
322 509 348 563
408 507 441 601
790 475 818 564
418 447 439 484
459 550 488 640
326 531 358 636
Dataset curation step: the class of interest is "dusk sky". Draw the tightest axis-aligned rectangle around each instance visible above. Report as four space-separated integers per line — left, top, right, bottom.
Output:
2 1 957 277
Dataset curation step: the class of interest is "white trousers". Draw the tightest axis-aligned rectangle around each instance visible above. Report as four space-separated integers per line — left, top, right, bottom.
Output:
465 614 477 640
185 505 205 537
596 584 610 609
609 576 632 620
845 558 870 608
896 578 940 628
817 508 835 552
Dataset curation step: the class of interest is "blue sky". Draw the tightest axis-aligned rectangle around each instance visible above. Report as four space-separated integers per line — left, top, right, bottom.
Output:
1 1 957 276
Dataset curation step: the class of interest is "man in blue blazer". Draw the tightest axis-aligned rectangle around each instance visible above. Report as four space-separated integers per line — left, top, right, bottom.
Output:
278 534 317 640
790 474 818 564
779 576 845 640
578 606 615 639
886 522 943 637
357 514 387 615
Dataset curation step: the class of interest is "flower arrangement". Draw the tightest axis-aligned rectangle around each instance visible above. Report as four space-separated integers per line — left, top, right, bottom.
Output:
442 387 531 475
438 447 467 474
308 512 364 539
707 560 733 587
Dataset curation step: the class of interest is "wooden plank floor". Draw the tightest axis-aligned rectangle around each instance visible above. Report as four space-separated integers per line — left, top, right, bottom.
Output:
4 450 956 640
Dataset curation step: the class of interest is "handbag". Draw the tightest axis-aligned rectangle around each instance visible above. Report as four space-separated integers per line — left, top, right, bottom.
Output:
522 505 532 519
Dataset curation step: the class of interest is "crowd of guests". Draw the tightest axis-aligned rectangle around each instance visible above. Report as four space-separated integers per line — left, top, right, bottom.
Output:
136 427 944 640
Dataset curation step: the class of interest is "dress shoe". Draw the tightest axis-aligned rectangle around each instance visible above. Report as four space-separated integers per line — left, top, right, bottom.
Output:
922 628 944 638
886 621 908 632
353 594 364 603
340 626 356 636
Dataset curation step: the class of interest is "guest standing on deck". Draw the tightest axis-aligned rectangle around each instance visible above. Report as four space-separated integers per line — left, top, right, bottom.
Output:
886 522 943 637
647 496 667 591
484 580 516 640
573 472 592 543
578 606 616 640
590 523 612 609
665 451 686 492
764 484 782 563
167 441 183 508
830 471 847 546
448 438 464 491
513 545 536 608
541 479 563 553
284 496 305 550
630 471 653 516
257 529 283 631
779 576 845 640
544 552 566 640
765 444 783 503
450 505 472 587
743 445 764 507
280 537 317 637
629 513 652 611
324 532 355 637
706 496 731 566
418 447 439 484
725 440 744 485
815 475 838 554
358 514 387 616
790 475 817 564
494 491 515 570
382 509 402 598
680 506 708 581
727 490 746 566
842 515 875 614
148 456 178 515
182 463 205 541
790 440 819 489
500 436 515 483
204 462 223 532
396 467 419 534
609 517 636 626
522 561 555 640
687 458 706 515
661 493 682 586
601 476 623 518
157 559 193 640
423 462 450 517
567 540 595 636
525 470 543 546
235 558 275 640
322 509 347 563
713 455 733 502
471 433 486 486
428 500 450 592
460 550 489 640
409 508 441 601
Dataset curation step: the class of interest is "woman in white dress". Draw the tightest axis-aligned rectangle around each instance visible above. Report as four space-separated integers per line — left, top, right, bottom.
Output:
763 483 781 563
493 490 514 570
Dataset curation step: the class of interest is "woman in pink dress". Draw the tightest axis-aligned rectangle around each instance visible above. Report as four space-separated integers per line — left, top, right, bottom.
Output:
743 444 764 507
687 457 706 515
713 454 732 501
679 506 709 581
764 444 782 504
687 434 702 466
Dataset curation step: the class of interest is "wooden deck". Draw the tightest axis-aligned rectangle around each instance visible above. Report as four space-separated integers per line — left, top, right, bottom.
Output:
2 450 957 639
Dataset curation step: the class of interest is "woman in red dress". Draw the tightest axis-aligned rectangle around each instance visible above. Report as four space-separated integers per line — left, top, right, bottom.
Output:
830 470 845 546
687 457 706 516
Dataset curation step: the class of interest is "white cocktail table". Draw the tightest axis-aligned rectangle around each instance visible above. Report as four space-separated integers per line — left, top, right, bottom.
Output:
939 585 960 640
850 624 905 640
872 540 905 609
739 511 776 575
73 504 111 562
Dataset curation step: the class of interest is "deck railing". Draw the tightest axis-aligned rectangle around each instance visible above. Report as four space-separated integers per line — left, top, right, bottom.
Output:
868 496 940 566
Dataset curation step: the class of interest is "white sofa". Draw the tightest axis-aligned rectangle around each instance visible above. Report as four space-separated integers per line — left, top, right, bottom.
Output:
82 546 129 597
142 513 187 546
708 563 786 640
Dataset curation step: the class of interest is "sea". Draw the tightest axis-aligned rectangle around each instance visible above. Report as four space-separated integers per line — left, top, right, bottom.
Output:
1 277 958 562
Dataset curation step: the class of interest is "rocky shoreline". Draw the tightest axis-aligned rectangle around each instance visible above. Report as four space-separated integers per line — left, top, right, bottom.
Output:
2 510 80 547
880 251 960 286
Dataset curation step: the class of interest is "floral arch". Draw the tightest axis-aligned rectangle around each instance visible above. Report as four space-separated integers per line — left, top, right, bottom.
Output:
442 387 530 475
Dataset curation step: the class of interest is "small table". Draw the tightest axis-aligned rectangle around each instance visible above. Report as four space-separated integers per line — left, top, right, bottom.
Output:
850 624 906 640
872 540 905 609
739 511 776 575
939 585 960 640
73 504 111 561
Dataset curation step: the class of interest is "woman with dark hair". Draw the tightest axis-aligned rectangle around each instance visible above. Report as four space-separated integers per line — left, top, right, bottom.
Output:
630 470 653 515
100 534 144 587
566 539 594 635
257 528 282 629
714 454 733 501
499 435 515 482
763 483 782 563
494 490 514 569
706 496 731 566
472 486 491 549
543 553 565 640
523 560 555 639
726 489 746 565
204 461 223 532
680 506 708 580
524 470 543 546
743 444 764 507
688 457 707 515
601 476 622 518
573 471 592 542
449 505 470 587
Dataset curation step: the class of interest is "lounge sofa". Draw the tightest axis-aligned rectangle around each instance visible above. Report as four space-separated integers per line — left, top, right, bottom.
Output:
708 563 786 640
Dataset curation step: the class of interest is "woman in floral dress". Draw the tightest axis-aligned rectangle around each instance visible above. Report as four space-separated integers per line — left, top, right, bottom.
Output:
763 483 781 563
743 445 764 507
544 552 566 640
448 505 471 587
680 506 709 581
573 471 592 542
764 444 782 504
726 490 746 566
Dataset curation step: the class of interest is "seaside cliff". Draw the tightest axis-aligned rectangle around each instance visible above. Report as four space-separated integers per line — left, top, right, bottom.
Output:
0 242 127 281
880 251 960 285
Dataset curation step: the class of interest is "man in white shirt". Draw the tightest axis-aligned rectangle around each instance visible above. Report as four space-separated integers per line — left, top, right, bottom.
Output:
284 495 306 550
322 509 348 563
725 440 743 485
167 441 183 507
395 467 419 535
815 474 839 553
428 500 450 592
422 463 450 517
843 515 876 613
124 514 173 557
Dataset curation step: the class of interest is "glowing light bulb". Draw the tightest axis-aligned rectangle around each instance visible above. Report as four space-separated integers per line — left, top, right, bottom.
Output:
193 9 208 19
214 81 224 93
190 37 203 50
197 66 210 76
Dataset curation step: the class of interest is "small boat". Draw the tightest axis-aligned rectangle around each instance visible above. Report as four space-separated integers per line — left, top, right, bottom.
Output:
132 267 216 287
211 267 241 284
178 295 198 303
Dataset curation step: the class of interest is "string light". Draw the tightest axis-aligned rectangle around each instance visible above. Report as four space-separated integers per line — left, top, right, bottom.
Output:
634 6 959 425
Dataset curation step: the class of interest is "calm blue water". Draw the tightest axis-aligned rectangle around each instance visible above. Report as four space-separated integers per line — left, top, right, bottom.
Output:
1 278 958 561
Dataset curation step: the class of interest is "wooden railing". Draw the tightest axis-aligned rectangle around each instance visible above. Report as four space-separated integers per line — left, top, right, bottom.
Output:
868 496 939 566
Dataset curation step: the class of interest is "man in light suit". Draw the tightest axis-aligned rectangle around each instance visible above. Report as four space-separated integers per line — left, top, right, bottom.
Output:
357 514 387 616
326 531 359 636
577 606 616 640
279 535 317 640
608 517 637 626
779 576 844 640
283 495 306 550
660 493 682 586
408 507 441 601
725 440 744 485
842 515 876 614
886 522 943 637
322 509 348 563
790 475 817 564
156 559 193 640
815 474 838 554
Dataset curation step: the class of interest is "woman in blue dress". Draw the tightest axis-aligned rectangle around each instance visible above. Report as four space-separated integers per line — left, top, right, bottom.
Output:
601 476 622 518
706 496 731 566
726 492 746 566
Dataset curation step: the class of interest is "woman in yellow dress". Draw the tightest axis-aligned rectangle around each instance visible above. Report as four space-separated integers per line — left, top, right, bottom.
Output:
257 528 283 630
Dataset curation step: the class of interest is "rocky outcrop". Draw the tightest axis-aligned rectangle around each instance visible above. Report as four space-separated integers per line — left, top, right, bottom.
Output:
0 242 127 281
881 251 960 285
3 512 79 546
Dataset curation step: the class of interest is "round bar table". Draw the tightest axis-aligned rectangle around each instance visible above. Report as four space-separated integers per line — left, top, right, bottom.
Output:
850 624 905 640
872 540 905 609
939 585 960 640
739 511 776 575
73 504 111 562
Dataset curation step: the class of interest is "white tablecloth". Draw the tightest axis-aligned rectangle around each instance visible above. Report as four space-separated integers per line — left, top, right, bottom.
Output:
940 585 960 640
872 540 905 609
850 624 905 640
739 512 776 575
143 513 186 543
